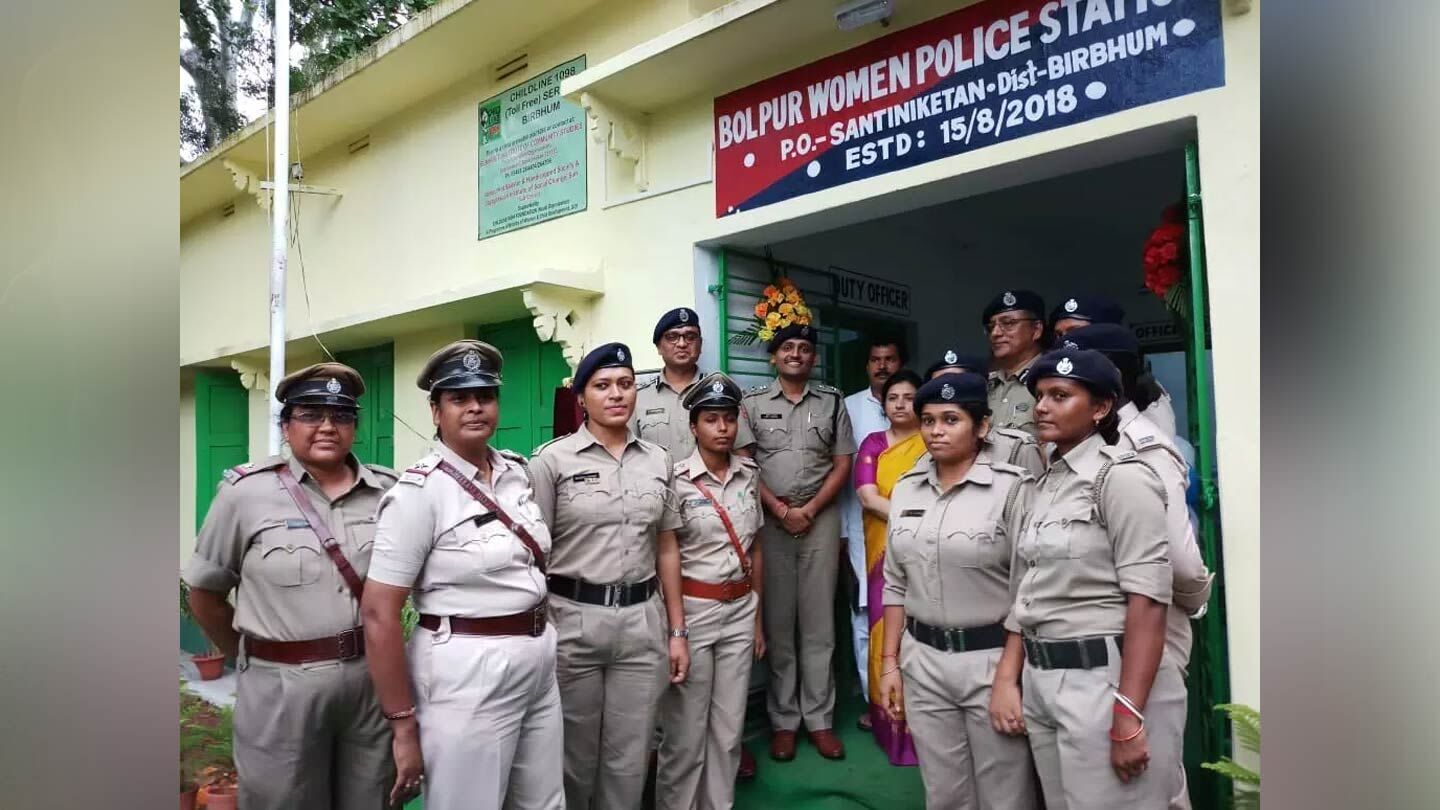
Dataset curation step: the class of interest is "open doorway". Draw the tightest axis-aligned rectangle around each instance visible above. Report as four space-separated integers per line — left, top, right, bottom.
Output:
718 143 1229 809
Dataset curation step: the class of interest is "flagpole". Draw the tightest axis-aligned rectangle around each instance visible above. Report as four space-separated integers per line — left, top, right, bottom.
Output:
268 0 290 455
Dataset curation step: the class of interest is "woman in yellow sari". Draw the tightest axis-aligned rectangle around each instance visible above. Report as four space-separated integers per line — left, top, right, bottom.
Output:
854 368 925 765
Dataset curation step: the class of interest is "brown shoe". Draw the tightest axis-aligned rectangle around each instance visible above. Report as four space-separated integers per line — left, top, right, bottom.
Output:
737 747 757 781
808 728 846 760
769 729 797 761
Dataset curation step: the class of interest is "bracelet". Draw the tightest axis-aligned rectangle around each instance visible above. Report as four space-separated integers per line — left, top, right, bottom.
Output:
1112 691 1146 723
1109 721 1144 742
384 706 416 721
779 504 791 519
881 664 900 676
881 653 898 659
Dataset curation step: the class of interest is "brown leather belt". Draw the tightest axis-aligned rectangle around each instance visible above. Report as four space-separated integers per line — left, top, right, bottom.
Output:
681 576 752 602
418 603 548 637
245 627 364 664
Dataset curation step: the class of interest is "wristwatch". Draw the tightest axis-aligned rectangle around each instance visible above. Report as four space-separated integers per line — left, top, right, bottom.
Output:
669 627 689 639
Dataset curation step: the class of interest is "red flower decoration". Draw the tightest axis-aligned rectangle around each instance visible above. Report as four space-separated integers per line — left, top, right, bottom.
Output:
1141 207 1188 300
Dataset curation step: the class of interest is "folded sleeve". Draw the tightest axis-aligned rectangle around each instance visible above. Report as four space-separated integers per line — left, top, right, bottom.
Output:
1102 462 1173 605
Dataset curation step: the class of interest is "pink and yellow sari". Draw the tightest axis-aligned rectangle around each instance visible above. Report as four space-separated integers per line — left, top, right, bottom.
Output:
855 429 925 766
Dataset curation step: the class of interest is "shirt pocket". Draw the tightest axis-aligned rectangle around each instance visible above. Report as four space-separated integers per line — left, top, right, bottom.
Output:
942 521 1009 569
755 420 791 452
807 421 835 452
887 516 925 567
1028 505 1095 561
625 471 669 528
558 468 617 526
636 410 670 443
432 516 515 579
254 521 324 587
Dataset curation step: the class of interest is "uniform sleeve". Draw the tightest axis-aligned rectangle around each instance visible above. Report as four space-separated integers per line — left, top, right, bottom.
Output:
182 483 249 593
528 450 558 527
832 394 858 456
661 477 685 533
882 517 907 607
734 402 757 451
1148 452 1213 611
1015 442 1045 479
1102 462 1173 605
1002 477 1034 634
366 486 437 588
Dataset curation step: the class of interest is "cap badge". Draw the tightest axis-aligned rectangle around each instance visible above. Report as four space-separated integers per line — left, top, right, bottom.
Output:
617 347 627 362
1063 339 1079 350
944 350 957 364
941 383 955 400
325 378 342 394
678 309 690 323
1056 357 1074 375
462 350 482 371
1002 291 1017 307
711 380 725 394
1064 298 1079 313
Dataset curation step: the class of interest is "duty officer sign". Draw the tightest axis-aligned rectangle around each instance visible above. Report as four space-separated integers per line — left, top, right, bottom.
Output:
713 0 1224 216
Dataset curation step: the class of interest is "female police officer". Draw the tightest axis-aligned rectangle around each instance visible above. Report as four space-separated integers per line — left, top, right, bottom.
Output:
361 340 563 810
528 342 688 810
655 372 765 810
876 372 1038 810
183 362 398 810
1005 347 1186 809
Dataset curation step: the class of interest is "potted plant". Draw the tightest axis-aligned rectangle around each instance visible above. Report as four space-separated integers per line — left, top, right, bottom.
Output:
180 578 227 680
197 766 239 810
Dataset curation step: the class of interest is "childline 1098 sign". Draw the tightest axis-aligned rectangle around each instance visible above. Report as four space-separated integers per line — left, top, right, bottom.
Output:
713 0 1224 216
478 56 587 239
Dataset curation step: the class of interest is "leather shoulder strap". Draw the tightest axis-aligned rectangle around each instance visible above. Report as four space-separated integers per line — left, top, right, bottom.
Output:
687 476 751 579
434 460 547 573
274 466 366 600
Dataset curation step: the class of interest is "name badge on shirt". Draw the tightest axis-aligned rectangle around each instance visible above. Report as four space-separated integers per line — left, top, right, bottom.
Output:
760 413 784 420
571 471 601 484
285 518 309 529
684 497 711 508
1015 403 1030 413
645 408 666 415
899 509 926 518
473 512 499 527
1137 435 1156 446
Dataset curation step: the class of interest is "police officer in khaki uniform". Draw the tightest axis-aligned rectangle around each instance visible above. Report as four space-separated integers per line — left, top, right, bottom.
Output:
1059 324 1213 810
877 373 1039 810
982 290 1047 438
1006 348 1186 810
528 342 688 810
1051 295 1176 437
633 307 756 465
359 340 564 810
183 363 398 810
736 323 857 762
925 348 1043 479
656 372 765 810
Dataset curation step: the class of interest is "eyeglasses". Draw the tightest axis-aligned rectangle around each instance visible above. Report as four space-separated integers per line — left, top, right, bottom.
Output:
290 409 358 426
661 331 702 346
984 316 1039 334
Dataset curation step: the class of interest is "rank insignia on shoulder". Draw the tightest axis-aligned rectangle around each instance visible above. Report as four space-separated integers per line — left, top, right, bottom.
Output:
222 468 241 484
399 471 428 486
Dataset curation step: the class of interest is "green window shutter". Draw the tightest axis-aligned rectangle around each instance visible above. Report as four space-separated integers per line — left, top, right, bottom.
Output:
194 369 249 530
337 343 396 468
478 319 570 455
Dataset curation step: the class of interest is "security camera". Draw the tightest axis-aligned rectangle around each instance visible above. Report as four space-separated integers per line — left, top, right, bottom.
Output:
835 0 894 31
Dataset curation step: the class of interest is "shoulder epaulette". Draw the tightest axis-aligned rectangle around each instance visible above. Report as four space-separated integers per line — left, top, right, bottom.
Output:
736 454 759 470
743 382 772 397
813 382 843 396
365 463 400 482
497 448 529 466
221 456 285 485
531 434 569 457
637 375 659 391
990 460 1030 480
398 453 440 486
994 427 1036 443
1093 447 1166 526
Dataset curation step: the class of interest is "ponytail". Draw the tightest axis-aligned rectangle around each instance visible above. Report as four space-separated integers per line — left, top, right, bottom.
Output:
1097 406 1122 446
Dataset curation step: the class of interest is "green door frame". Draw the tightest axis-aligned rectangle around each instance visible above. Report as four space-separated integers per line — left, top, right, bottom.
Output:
476 319 571 455
193 368 249 531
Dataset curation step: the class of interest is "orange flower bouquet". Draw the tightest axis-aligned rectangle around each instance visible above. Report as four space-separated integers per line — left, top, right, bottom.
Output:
731 277 812 345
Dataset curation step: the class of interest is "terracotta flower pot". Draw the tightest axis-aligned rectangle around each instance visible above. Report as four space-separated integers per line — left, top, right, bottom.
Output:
180 788 197 810
192 652 226 681
200 784 238 810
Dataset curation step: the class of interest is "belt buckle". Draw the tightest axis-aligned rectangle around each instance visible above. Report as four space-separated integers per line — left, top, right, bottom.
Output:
335 628 360 660
531 608 545 636
603 583 621 607
1077 639 1094 669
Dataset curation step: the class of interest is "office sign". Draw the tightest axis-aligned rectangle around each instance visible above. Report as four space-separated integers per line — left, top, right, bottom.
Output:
714 0 1224 216
833 266 911 317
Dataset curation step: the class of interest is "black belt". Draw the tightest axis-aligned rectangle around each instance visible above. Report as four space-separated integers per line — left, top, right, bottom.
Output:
1023 635 1124 670
906 618 1006 653
546 574 658 607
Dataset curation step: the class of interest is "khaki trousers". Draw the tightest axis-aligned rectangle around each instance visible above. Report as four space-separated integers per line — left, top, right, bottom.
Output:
656 593 757 810
761 501 841 731
410 621 564 810
233 655 392 810
900 637 1039 810
1022 638 1187 810
550 592 667 810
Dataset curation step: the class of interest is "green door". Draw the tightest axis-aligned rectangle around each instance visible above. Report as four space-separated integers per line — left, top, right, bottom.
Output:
337 343 396 468
194 368 249 530
477 319 571 455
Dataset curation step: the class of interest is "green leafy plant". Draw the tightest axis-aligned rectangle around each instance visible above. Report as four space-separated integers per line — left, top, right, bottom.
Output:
181 682 234 792
1202 703 1259 809
401 596 419 641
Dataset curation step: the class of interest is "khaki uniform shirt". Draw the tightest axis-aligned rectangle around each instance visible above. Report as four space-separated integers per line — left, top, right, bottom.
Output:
988 427 1045 478
661 450 763 584
529 423 673 584
1007 433 1172 639
633 369 756 464
368 443 549 618
738 380 857 500
183 455 397 641
883 452 1033 629
987 355 1040 437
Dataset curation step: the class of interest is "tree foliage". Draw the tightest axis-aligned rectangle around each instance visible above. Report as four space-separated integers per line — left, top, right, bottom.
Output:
179 0 437 161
